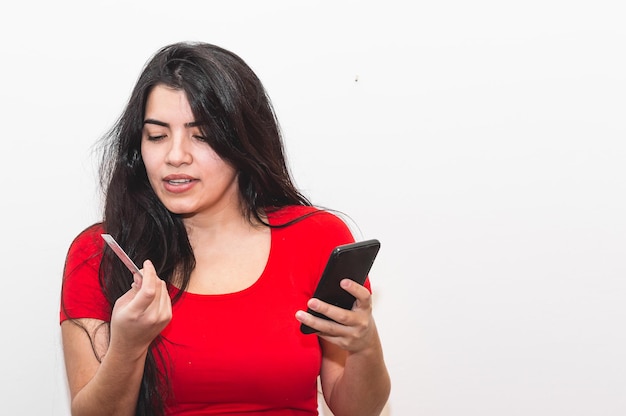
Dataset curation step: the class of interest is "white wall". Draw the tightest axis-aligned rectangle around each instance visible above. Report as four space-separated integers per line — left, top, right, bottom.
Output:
1 1 624 415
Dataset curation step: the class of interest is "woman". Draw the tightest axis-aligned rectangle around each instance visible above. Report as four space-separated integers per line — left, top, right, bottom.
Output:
60 41 390 415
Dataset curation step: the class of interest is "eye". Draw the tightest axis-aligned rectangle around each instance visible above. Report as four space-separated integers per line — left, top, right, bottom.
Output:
147 134 167 142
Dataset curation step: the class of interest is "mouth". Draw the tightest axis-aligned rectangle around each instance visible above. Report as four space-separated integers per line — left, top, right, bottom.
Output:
166 178 194 185
162 175 197 193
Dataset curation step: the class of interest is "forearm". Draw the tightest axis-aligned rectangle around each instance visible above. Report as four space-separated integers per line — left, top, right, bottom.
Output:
326 328 391 416
70 348 147 416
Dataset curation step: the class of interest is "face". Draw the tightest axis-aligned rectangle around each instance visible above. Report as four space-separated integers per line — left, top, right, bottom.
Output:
141 85 240 219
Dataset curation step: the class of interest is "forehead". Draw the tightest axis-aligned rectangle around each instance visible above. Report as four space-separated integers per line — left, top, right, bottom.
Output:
144 85 194 123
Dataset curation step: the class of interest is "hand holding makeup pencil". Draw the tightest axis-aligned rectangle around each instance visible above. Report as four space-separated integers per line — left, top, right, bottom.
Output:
109 259 172 360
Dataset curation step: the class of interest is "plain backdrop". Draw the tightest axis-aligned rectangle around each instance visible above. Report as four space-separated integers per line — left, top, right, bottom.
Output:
1 1 625 415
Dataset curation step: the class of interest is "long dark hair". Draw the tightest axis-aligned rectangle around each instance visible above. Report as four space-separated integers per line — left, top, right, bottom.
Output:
96 41 311 415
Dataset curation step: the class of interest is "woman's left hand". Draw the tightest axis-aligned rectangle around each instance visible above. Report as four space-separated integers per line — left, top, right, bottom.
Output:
295 279 378 353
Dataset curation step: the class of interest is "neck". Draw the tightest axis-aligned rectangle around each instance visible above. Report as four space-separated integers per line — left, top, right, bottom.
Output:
183 205 266 246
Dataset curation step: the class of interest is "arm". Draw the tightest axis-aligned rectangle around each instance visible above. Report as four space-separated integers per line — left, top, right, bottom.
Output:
62 260 172 416
61 319 147 416
296 279 391 416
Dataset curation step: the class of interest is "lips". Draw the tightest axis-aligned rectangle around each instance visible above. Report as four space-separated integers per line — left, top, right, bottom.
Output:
162 174 197 193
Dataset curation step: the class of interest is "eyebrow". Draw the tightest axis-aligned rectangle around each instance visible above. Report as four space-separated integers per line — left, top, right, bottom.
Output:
143 119 205 128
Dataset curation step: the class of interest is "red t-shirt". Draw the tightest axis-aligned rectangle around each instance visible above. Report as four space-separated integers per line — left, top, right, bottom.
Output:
60 206 368 415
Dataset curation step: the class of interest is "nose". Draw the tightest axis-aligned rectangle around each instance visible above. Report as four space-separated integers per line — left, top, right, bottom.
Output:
165 134 193 167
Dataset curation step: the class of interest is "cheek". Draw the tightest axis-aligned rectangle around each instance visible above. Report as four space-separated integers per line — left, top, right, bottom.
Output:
205 159 238 181
140 147 158 176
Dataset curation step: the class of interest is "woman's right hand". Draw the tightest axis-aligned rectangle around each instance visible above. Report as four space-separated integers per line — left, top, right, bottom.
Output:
109 259 172 359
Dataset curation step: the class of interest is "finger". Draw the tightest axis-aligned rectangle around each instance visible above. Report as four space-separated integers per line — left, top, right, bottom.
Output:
339 279 372 309
158 279 173 319
306 298 353 328
139 262 171 322
130 260 158 310
295 309 344 336
140 260 157 293
132 271 143 289
117 284 139 305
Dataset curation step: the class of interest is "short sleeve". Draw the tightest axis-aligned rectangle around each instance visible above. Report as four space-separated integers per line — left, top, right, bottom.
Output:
59 224 111 323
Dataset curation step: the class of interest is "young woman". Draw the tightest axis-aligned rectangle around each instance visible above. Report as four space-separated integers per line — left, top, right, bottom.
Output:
60 41 390 416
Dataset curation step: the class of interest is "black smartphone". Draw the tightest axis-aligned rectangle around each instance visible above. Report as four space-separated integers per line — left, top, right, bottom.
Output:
300 239 381 334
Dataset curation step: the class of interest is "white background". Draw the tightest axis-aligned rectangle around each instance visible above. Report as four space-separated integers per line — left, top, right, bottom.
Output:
1 1 625 415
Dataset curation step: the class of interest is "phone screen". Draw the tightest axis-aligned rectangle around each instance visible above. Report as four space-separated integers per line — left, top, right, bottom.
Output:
300 239 381 334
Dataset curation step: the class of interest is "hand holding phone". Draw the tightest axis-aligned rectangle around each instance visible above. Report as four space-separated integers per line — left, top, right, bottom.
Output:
300 239 381 334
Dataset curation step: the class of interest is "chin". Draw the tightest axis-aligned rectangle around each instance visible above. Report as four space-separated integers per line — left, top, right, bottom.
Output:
164 204 196 216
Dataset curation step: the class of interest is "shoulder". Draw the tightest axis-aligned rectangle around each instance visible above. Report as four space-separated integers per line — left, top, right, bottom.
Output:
61 223 110 322
64 223 105 273
267 205 348 230
67 223 105 253
268 205 355 255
